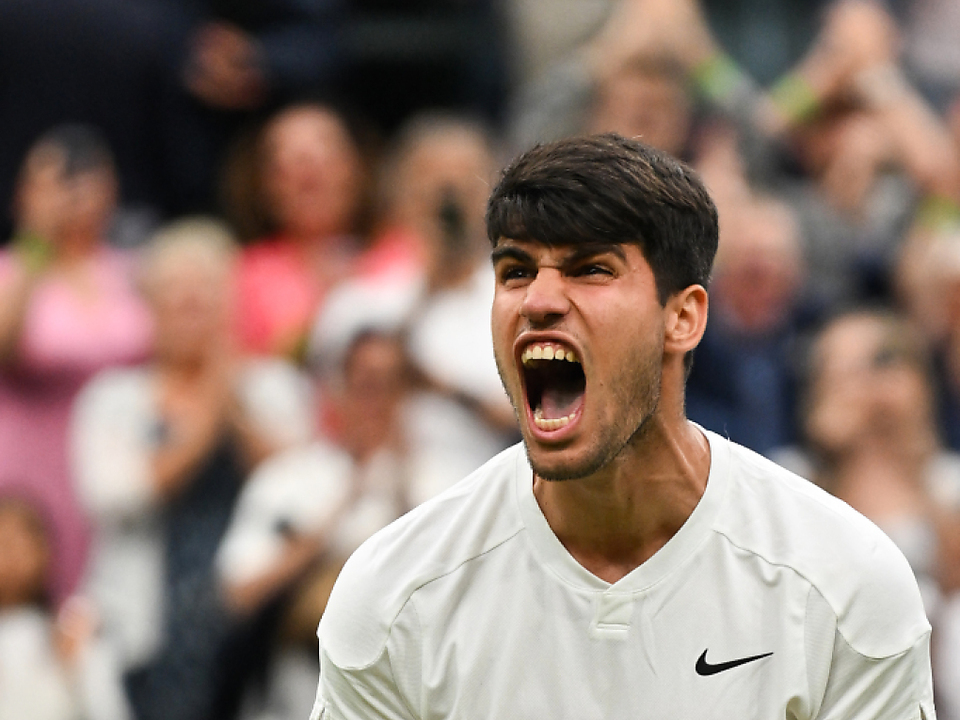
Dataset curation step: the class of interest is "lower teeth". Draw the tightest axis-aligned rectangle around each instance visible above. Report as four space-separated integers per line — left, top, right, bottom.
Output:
533 407 572 430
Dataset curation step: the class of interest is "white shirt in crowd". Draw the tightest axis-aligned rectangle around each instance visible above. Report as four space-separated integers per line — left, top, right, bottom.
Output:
216 440 407 588
216 439 410 720
0 606 128 720
70 359 313 672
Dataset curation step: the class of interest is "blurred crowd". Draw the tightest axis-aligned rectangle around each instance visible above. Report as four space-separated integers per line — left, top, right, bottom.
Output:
2 0 960 718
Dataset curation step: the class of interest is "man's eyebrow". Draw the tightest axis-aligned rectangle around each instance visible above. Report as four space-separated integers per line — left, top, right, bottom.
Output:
563 243 627 265
490 242 628 267
490 245 534 265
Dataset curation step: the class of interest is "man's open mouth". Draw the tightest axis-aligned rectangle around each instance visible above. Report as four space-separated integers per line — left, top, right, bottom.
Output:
521 342 586 431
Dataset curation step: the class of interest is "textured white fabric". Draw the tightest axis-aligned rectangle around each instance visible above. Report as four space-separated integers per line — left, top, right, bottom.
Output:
313 430 936 719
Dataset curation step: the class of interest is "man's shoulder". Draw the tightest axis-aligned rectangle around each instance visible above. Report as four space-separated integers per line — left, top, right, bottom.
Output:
318 444 527 670
714 435 931 657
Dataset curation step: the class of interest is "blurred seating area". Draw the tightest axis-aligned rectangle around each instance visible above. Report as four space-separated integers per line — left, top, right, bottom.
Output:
2 1 960 718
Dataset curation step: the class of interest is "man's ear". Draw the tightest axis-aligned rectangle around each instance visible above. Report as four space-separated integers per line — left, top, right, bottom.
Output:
664 284 708 355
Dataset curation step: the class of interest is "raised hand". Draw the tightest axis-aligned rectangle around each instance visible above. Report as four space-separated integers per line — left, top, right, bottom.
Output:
587 0 720 78
795 0 900 105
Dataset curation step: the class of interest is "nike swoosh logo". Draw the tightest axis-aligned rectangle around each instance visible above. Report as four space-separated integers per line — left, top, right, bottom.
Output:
695 649 773 676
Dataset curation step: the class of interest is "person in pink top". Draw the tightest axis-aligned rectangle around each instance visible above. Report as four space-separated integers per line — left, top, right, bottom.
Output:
232 103 373 362
0 125 152 603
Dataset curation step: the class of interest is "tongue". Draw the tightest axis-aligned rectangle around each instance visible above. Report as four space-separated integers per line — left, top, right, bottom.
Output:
540 386 583 420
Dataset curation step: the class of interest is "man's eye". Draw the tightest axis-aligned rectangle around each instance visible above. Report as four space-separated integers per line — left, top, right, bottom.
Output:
498 266 533 283
575 264 612 277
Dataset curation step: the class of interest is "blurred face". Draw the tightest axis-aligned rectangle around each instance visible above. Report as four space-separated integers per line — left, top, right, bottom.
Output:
0 504 49 608
338 335 409 457
261 107 362 239
808 315 934 453
394 129 494 282
796 110 891 213
712 202 802 333
589 69 692 159
15 147 116 248
491 240 665 481
149 254 234 364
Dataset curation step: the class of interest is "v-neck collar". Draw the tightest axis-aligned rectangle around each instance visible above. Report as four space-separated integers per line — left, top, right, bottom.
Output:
515 428 731 594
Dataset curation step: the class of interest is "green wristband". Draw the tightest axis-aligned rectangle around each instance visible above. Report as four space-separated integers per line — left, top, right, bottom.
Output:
12 232 54 274
770 73 820 124
916 195 960 233
692 53 745 103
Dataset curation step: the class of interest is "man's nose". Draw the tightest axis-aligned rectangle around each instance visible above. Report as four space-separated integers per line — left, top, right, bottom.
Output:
520 268 570 324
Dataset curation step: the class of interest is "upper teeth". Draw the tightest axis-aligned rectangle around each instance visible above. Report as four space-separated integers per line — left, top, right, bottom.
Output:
521 343 579 365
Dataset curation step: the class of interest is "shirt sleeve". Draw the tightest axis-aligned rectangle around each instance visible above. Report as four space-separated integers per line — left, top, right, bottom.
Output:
313 573 423 720
793 504 938 720
312 647 419 720
815 630 936 719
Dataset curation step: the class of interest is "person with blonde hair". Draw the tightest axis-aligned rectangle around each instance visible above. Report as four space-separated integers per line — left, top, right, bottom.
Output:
72 217 313 720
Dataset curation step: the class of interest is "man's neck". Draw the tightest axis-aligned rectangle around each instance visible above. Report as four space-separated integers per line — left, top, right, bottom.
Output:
533 419 711 584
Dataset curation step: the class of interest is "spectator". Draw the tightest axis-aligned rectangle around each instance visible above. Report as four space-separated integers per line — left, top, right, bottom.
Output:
71 218 313 720
516 0 960 310
0 0 172 244
229 103 373 362
215 329 414 720
509 24 697 159
0 493 130 720
775 309 960 608
158 0 345 215
0 0 346 244
692 0 958 306
0 125 153 603
313 113 517 503
686 192 808 455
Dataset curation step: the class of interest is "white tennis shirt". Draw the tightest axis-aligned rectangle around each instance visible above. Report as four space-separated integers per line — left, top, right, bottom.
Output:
312 429 936 719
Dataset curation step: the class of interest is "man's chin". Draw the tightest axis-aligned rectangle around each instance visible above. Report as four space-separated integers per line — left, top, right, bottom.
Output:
524 443 610 483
